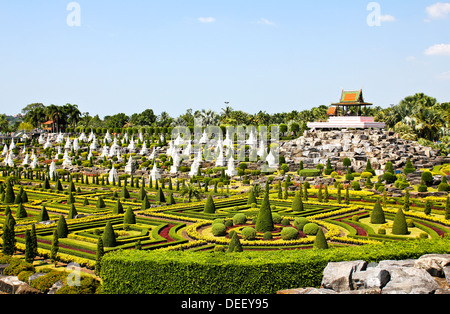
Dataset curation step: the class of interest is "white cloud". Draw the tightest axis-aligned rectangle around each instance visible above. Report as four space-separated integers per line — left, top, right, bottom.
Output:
425 43 450 56
197 17 216 23
380 15 396 22
257 18 275 26
426 2 450 19
436 71 450 79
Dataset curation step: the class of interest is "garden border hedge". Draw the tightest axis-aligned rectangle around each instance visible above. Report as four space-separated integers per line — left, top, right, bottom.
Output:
101 237 450 294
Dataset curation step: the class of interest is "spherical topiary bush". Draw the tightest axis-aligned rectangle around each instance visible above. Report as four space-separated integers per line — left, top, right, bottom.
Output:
224 219 234 228
293 217 309 231
241 227 257 240
272 213 282 224
263 232 273 240
281 218 290 226
233 213 247 225
281 227 299 240
212 223 227 237
213 218 225 225
303 223 320 236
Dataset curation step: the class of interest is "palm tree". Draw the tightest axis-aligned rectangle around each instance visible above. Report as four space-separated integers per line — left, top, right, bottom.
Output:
180 183 203 202
64 104 81 129
46 105 63 133
221 106 234 124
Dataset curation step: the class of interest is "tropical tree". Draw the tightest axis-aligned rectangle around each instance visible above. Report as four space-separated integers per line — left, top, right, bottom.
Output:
180 183 203 202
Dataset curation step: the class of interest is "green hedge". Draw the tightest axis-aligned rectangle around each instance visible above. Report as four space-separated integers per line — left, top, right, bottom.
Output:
101 237 450 294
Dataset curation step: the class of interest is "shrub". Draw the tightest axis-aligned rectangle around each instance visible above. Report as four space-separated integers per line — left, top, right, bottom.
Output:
124 207 136 225
272 213 282 224
350 181 361 191
403 159 416 175
382 172 397 184
438 176 450 192
392 209 409 235
255 193 274 232
204 194 216 214
298 169 321 177
370 200 386 224
361 172 373 179
293 217 309 231
233 213 247 225
281 227 299 240
56 216 69 238
100 237 450 294
378 228 386 235
102 222 117 248
241 227 257 240
314 228 328 250
263 232 273 240
421 171 433 186
417 180 428 193
303 223 320 236
211 223 227 237
292 193 304 212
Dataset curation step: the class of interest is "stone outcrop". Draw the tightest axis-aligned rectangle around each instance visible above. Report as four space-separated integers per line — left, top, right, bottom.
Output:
278 254 450 295
281 129 450 174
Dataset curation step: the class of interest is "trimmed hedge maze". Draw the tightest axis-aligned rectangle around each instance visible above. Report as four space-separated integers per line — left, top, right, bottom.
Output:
1 174 450 272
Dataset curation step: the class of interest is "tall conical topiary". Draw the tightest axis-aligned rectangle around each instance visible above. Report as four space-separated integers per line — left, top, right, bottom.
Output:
38 205 50 222
370 199 386 224
96 196 106 209
121 185 130 199
138 184 146 201
255 193 274 232
156 187 165 203
247 189 257 205
292 192 304 212
113 199 124 214
15 203 28 219
204 194 216 214
314 228 328 250
102 221 116 248
227 232 243 253
392 208 409 235
141 195 150 210
56 215 69 238
4 180 15 204
68 203 78 219
124 207 136 225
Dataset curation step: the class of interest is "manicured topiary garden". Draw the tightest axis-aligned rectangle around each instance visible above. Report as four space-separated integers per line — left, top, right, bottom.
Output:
0 129 449 293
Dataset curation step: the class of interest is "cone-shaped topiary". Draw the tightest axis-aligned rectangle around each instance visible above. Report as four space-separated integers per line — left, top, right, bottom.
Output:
204 194 216 214
292 192 304 212
124 207 136 225
227 232 243 253
56 215 69 238
15 203 28 219
156 187 165 203
370 199 386 224
121 185 130 199
67 192 75 205
113 199 124 214
138 184 146 201
141 195 150 210
255 193 274 232
38 205 50 222
102 221 116 247
314 228 328 250
68 203 78 219
4 180 15 204
96 196 106 209
392 208 409 235
247 189 257 205
445 196 450 220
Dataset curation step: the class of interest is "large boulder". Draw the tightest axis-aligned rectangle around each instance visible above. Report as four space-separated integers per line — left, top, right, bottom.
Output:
381 266 439 294
351 267 391 291
414 254 450 278
321 260 367 292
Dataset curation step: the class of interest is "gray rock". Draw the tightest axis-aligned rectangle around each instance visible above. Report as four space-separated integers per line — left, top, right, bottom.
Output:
381 267 439 294
48 280 65 294
378 259 416 268
321 260 367 292
352 267 391 290
415 254 450 278
0 276 27 294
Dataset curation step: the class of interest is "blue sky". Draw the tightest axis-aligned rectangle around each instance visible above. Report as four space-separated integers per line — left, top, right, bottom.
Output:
0 0 449 118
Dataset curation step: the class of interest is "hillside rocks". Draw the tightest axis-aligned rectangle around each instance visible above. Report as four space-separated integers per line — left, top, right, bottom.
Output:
278 254 450 295
281 129 450 174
